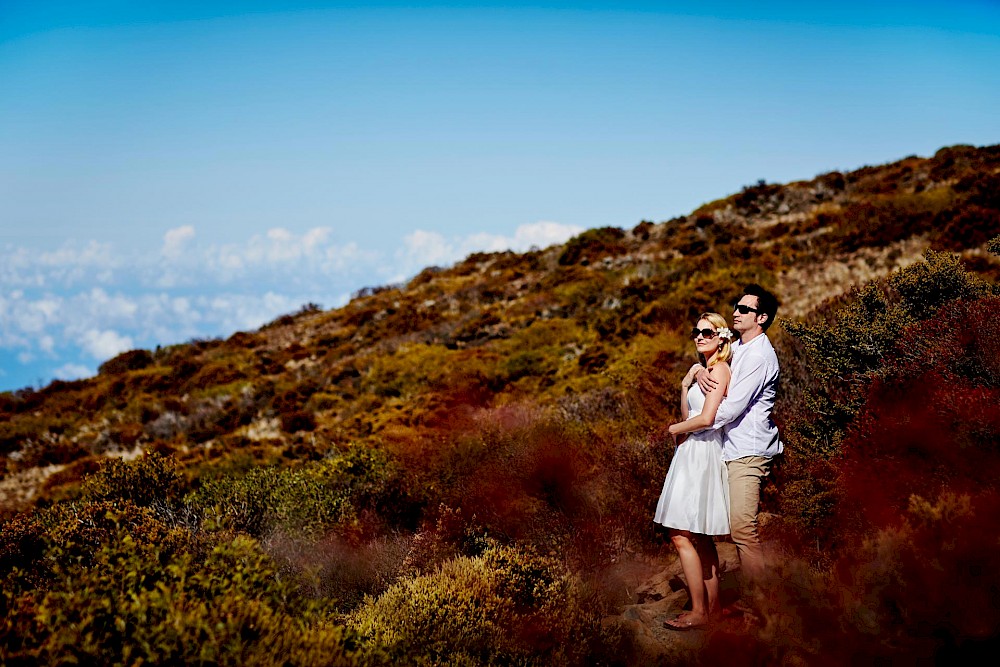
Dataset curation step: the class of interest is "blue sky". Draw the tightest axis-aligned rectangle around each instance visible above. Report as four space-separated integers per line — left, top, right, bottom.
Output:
2 1 999 391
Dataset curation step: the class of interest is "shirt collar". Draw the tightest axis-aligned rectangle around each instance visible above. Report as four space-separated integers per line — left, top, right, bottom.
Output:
735 331 767 348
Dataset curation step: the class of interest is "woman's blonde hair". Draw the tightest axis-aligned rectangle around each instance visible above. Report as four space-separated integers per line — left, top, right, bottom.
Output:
697 312 733 367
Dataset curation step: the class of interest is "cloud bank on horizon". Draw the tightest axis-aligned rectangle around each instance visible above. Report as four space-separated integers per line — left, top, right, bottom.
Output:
0 221 581 390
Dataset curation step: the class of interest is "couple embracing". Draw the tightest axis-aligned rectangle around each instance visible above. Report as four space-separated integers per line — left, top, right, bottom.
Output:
653 284 781 630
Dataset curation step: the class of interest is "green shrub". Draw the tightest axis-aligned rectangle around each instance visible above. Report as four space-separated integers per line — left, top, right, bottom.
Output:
37 456 102 504
779 245 1000 552
782 249 991 386
890 248 992 315
98 349 154 375
282 410 317 433
0 500 194 591
183 359 246 392
1 526 368 666
500 349 550 383
349 543 596 666
658 263 773 332
360 343 459 399
781 281 907 384
558 227 626 266
190 446 414 537
931 205 1000 251
450 308 503 344
82 453 186 507
987 234 1000 256
704 490 1000 664
830 198 939 252
0 414 67 456
191 466 344 537
733 179 782 215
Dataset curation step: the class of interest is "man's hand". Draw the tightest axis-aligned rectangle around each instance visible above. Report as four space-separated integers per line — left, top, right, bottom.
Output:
695 366 718 394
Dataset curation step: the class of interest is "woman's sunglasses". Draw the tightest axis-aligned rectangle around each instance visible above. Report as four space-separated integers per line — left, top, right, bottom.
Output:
732 302 760 315
690 328 719 340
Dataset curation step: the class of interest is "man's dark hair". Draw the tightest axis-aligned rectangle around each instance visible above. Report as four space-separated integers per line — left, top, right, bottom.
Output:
742 284 779 331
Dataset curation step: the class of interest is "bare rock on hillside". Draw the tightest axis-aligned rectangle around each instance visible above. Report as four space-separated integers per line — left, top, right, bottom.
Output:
0 463 65 512
777 236 930 317
606 542 741 663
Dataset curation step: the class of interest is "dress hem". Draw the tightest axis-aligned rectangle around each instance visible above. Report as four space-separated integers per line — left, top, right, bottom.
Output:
652 519 730 537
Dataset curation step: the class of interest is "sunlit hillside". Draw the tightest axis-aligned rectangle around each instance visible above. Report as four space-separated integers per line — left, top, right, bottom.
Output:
2 144 999 665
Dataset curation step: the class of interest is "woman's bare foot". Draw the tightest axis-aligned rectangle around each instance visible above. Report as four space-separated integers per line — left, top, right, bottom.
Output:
664 611 710 630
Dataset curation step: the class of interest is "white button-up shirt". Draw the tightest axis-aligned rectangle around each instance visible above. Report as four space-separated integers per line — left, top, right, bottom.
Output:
711 332 782 461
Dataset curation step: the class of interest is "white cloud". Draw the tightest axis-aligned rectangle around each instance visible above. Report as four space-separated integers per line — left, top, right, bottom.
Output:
0 220 584 390
33 298 60 319
456 220 583 255
0 293 63 345
80 329 134 360
401 230 456 267
204 226 370 288
84 288 139 320
323 241 367 271
302 227 331 252
171 296 192 317
157 226 199 287
511 220 583 250
162 225 196 260
397 220 583 276
52 363 94 381
206 292 297 331
0 241 117 288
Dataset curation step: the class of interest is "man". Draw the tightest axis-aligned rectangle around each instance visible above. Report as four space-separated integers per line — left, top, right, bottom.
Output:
696 284 781 587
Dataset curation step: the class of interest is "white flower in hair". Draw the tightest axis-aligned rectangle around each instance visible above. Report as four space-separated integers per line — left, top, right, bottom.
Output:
717 327 734 341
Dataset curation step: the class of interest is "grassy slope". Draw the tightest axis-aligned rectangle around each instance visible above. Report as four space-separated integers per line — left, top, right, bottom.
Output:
2 143 1000 663
4 144 998 510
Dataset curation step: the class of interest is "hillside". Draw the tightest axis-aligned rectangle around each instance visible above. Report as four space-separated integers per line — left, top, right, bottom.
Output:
2 143 999 664
4 144 998 512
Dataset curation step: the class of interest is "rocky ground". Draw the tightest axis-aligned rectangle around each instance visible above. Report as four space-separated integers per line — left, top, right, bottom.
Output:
606 542 749 664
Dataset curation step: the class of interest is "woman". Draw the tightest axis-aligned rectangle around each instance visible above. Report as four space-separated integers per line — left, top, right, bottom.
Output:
654 312 734 630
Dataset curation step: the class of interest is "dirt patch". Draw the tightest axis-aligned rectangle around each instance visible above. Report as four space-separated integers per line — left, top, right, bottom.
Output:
777 236 929 318
602 542 748 663
0 463 65 513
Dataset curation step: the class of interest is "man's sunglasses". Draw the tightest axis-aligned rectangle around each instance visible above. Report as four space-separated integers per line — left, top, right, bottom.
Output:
690 328 718 340
732 302 760 315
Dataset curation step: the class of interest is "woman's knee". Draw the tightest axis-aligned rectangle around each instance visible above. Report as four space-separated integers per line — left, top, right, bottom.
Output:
671 532 693 550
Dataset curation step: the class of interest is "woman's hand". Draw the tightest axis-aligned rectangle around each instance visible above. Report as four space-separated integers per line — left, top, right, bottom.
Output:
681 363 702 389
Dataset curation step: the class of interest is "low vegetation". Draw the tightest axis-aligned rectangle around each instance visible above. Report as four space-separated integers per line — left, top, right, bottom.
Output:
2 144 999 664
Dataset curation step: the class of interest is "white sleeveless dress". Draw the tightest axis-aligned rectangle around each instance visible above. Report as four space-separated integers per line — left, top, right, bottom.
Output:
653 383 730 535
